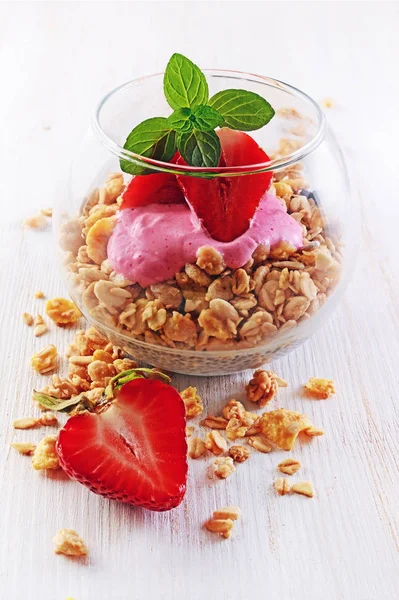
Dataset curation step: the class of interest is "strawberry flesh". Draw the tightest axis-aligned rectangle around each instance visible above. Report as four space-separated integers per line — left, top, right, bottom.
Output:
57 379 188 511
176 128 273 242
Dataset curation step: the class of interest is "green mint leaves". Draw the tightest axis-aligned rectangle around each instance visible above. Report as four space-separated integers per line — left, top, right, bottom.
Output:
120 53 275 172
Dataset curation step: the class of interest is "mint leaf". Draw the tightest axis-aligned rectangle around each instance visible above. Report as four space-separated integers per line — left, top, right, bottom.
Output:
120 117 177 175
192 105 224 131
208 89 275 131
167 108 193 132
178 129 221 168
164 53 209 110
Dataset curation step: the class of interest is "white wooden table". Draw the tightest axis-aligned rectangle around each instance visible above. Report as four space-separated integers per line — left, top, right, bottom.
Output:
1 3 398 599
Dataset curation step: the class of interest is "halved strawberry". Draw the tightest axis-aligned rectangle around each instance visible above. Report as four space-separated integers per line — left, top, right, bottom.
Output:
57 379 188 511
121 154 185 209
176 129 273 242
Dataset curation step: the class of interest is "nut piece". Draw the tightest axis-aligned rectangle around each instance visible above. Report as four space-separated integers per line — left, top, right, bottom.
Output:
22 312 34 326
278 458 301 475
213 457 235 479
39 412 58 426
46 298 82 326
201 416 228 430
205 430 228 456
53 529 88 556
275 478 291 496
304 377 336 399
31 344 58 374
34 314 48 337
246 369 279 408
34 290 45 298
248 436 272 453
11 442 36 455
188 437 207 459
291 481 314 498
213 506 241 521
32 435 59 470
180 387 203 419
13 417 39 430
229 445 251 463
198 299 240 340
205 518 234 539
196 246 225 275
304 426 324 437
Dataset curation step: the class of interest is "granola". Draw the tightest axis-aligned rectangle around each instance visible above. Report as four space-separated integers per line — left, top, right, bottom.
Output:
213 456 235 479
46 298 82 325
31 344 58 374
53 529 88 556
304 377 336 399
32 435 59 470
259 409 316 451
229 445 250 463
278 458 301 475
291 481 314 497
61 168 342 353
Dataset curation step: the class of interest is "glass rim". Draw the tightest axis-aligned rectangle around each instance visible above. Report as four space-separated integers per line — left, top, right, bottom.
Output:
92 69 326 177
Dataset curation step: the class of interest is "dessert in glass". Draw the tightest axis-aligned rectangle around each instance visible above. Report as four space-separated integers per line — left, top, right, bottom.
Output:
56 56 356 375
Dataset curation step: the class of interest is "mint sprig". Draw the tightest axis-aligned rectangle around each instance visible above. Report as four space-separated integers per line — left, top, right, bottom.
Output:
120 53 275 172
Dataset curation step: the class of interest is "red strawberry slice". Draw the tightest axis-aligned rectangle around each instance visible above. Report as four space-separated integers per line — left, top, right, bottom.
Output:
121 154 185 209
176 129 273 242
57 379 188 511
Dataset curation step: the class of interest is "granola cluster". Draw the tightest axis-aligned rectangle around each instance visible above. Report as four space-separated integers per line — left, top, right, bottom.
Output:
61 166 342 352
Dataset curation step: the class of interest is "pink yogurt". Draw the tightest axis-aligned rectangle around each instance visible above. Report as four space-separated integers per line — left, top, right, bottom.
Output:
107 193 303 288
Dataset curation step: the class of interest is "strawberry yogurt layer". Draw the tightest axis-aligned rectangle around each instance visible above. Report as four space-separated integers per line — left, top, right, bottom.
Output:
107 193 303 287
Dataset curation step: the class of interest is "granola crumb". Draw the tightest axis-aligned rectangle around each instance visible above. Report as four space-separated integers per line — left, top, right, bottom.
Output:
22 312 34 326
304 377 336 399
246 369 279 408
278 458 301 475
321 97 335 109
13 417 39 430
188 436 207 459
40 208 53 217
34 290 45 298
248 436 273 453
39 412 58 426
31 344 58 374
201 416 228 430
34 314 49 337
180 386 203 419
304 426 324 437
32 435 59 470
291 481 314 497
185 426 194 438
213 506 241 521
275 477 291 496
229 445 251 463
205 517 234 539
205 430 228 456
46 297 82 326
11 442 36 455
53 529 88 556
213 456 235 479
23 213 47 229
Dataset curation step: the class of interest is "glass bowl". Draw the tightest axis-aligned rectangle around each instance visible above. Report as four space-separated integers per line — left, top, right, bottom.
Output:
55 70 357 376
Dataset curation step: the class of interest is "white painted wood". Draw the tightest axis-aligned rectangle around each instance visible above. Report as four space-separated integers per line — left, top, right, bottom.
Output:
0 2 398 599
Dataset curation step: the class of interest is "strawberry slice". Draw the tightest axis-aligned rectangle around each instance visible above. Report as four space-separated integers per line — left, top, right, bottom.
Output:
176 129 273 242
57 379 188 511
121 154 185 209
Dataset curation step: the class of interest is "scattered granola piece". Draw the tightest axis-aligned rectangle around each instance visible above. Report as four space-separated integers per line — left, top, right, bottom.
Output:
22 312 34 326
213 506 241 521
185 426 194 437
222 399 246 421
321 97 335 109
31 344 58 374
23 213 47 229
46 297 82 325
205 430 228 456
11 442 36 455
304 377 336 399
259 409 313 451
40 208 53 217
188 437 207 459
34 314 48 337
304 426 324 437
213 456 236 479
13 417 39 430
246 369 280 408
201 416 228 430
39 412 58 426
291 481 314 498
278 458 301 475
229 445 250 463
32 435 59 470
53 529 88 556
226 417 248 440
180 386 203 419
196 246 225 275
275 478 291 495
205 517 234 539
113 357 138 373
248 436 272 453
34 290 45 298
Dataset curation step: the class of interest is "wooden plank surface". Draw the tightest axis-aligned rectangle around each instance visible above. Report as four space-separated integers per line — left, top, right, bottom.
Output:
0 2 398 599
